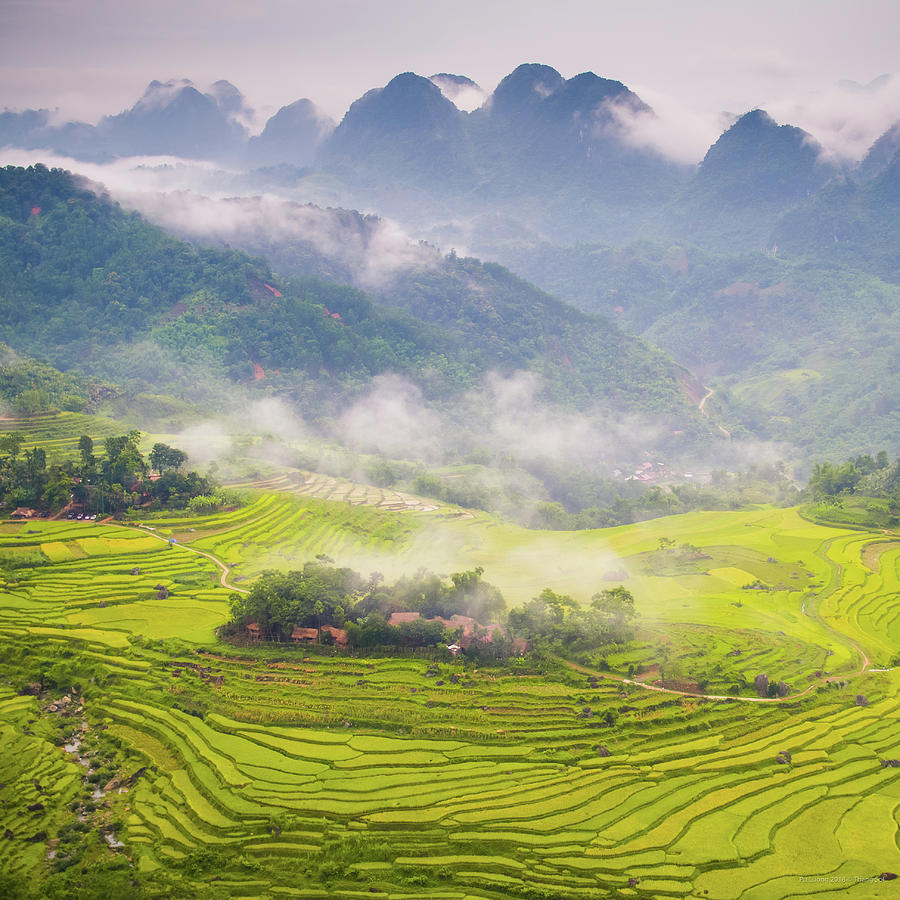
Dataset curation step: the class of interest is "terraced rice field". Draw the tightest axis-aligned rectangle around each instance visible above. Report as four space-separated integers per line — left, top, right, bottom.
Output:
230 469 448 514
1 488 899 896
0 411 126 460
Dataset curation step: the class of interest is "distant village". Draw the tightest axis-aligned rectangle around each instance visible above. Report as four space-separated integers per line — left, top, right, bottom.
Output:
614 458 710 485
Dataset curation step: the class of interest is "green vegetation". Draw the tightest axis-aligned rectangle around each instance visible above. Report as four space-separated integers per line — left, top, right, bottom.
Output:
225 561 508 650
2 154 900 898
0 164 694 422
0 480 898 896
805 450 900 529
0 344 93 415
484 237 900 457
0 428 219 516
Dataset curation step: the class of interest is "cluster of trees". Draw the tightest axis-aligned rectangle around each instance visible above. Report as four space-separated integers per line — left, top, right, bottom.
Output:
805 451 900 528
0 434 71 511
508 586 636 650
807 451 897 501
225 558 636 656
0 431 219 516
225 560 505 648
72 434 222 515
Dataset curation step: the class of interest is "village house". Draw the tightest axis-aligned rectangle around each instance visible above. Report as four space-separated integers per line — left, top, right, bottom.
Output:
290 625 349 646
387 611 528 653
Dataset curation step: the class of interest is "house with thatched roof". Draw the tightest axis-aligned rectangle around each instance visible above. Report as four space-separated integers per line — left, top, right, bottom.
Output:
291 627 319 642
388 611 422 626
386 611 523 651
290 625 349 646
320 626 348 646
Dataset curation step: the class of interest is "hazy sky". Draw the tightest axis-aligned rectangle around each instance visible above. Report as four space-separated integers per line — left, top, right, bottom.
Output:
1 0 899 159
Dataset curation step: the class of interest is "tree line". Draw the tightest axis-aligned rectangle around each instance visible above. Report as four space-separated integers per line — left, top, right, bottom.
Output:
224 558 636 657
0 432 223 516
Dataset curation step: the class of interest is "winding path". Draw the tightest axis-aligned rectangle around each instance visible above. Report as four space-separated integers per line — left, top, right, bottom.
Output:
697 385 731 438
562 643 872 705
113 521 250 594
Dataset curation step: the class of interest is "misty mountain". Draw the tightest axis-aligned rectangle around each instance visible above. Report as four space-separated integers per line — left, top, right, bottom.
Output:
657 109 841 250
246 99 335 169
0 109 112 163
320 72 476 193
464 230 900 456
313 63 688 242
0 108 51 148
4 64 868 255
857 120 900 180
0 79 250 163
770 151 900 281
641 261 900 456
115 188 701 416
467 65 687 240
98 79 248 161
0 165 453 401
0 164 699 429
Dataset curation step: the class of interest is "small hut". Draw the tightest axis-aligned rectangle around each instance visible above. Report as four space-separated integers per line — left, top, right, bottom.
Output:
320 626 348 646
291 627 319 643
388 611 421 626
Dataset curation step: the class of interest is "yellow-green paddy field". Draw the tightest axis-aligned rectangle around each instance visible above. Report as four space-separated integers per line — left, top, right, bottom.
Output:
1 441 899 897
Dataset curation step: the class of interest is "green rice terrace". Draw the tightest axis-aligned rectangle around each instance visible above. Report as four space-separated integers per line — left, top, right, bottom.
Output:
1 470 899 896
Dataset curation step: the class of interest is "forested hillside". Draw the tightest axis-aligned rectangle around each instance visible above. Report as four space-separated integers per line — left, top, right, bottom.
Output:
0 165 696 423
464 234 900 456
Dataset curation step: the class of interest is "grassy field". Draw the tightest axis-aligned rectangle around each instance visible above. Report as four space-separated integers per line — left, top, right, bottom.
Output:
1 476 899 897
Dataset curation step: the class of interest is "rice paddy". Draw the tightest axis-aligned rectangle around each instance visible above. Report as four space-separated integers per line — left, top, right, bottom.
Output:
1 476 899 896
0 411 126 461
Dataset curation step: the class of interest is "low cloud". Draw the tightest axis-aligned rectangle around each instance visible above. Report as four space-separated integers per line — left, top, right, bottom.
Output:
333 374 443 460
244 397 308 443
0 148 234 193
0 149 438 289
460 371 668 470
175 421 233 467
765 74 900 163
429 75 487 112
602 90 735 165
128 191 437 290
602 72 900 166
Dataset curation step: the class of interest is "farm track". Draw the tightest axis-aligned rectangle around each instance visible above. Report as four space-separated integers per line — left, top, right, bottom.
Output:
561 647 871 705
562 533 880 703
127 522 251 594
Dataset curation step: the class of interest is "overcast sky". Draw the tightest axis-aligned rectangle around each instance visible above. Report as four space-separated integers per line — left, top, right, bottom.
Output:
1 0 899 160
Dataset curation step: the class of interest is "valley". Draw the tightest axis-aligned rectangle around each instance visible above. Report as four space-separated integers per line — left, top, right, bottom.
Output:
2 18 900 896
